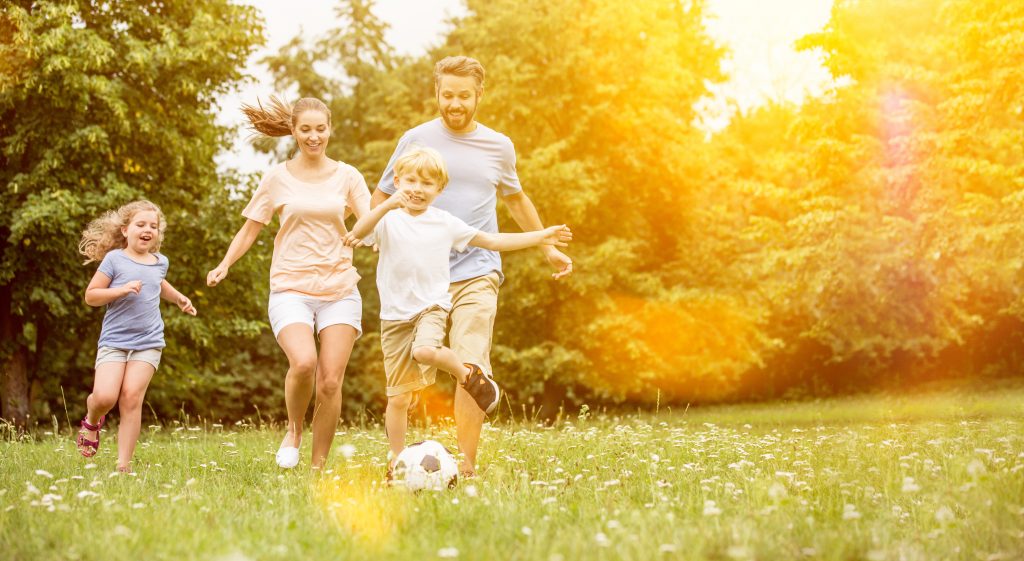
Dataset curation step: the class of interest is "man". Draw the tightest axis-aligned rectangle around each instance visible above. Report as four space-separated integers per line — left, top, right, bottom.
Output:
373 55 573 476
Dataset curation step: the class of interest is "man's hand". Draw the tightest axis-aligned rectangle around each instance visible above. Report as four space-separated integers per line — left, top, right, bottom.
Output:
543 246 573 280
539 225 572 247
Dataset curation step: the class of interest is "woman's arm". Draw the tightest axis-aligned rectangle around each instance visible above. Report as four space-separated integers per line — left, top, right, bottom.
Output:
206 219 264 287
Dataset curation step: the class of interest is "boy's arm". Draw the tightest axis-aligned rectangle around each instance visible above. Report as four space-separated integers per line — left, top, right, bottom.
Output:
346 190 407 244
160 280 197 316
470 224 572 252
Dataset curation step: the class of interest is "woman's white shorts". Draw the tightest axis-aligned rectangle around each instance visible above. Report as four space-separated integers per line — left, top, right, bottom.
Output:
267 289 363 339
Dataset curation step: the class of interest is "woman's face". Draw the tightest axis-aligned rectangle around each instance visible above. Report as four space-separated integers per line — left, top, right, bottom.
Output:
292 110 331 158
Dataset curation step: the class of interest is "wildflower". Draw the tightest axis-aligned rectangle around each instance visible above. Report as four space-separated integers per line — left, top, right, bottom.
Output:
464 485 478 497
522 526 533 536
595 532 610 547
935 506 955 524
901 477 920 493
703 500 722 516
842 504 861 520
339 444 356 459
437 547 459 558
34 470 53 479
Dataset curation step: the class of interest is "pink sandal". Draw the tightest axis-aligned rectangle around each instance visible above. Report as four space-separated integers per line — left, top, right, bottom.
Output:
76 415 105 458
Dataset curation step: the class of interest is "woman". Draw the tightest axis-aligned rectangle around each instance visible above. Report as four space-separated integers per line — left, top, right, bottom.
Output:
207 96 370 469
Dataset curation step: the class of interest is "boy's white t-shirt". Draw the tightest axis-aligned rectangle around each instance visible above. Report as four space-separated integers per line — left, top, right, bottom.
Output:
372 206 479 321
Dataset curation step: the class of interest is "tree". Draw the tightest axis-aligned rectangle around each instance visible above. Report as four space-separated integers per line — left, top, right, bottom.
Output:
0 0 264 426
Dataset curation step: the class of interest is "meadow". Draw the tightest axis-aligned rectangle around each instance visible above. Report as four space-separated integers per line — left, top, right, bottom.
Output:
1 387 1022 561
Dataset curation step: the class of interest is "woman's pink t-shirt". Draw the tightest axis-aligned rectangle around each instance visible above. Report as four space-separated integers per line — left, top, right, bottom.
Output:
242 161 371 299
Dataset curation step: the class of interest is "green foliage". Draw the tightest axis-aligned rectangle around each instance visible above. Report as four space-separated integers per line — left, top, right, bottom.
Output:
0 0 270 421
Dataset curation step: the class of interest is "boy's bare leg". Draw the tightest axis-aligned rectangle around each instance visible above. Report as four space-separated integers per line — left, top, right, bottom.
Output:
385 392 414 462
410 345 471 382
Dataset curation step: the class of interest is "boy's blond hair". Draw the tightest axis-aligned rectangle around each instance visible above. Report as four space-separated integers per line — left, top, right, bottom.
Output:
393 146 449 189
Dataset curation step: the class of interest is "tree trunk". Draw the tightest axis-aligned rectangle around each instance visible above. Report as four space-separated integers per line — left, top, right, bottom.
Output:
1 283 30 428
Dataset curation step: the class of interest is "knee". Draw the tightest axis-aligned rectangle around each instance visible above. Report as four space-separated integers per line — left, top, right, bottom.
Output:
387 392 413 412
411 345 436 365
90 392 118 412
317 371 344 397
118 391 144 412
289 355 318 378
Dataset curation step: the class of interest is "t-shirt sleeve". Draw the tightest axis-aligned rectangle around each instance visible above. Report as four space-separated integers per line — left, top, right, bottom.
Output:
347 170 372 218
97 251 117 280
158 254 170 280
498 135 523 196
376 132 414 195
444 212 479 253
241 172 275 224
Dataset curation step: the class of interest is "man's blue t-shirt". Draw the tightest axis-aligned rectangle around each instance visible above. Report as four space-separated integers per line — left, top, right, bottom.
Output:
96 249 169 350
377 118 523 283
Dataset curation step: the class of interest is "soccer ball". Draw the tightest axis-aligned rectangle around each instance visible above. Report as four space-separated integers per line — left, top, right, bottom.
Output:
393 440 459 492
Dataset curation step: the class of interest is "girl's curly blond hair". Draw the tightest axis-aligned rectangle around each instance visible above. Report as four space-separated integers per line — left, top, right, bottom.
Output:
79 200 165 264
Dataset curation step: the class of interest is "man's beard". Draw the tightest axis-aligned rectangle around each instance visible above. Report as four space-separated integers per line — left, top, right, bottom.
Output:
441 106 476 130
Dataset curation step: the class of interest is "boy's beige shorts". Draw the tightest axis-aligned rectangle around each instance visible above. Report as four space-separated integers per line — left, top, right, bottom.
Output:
380 272 500 397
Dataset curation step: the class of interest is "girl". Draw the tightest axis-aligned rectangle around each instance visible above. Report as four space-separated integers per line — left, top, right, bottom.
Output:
76 200 197 473
207 96 371 470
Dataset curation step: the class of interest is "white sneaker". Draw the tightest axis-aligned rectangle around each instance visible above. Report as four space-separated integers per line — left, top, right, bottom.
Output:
276 446 300 469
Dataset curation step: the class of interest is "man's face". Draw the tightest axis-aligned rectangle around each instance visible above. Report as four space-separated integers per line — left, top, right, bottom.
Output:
436 74 481 133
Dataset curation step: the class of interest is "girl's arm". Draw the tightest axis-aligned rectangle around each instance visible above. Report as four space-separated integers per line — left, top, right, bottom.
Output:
84 270 139 307
206 219 264 287
160 280 197 316
343 190 408 246
470 225 572 252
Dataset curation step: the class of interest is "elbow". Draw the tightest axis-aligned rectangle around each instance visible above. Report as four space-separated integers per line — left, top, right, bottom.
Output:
84 293 99 307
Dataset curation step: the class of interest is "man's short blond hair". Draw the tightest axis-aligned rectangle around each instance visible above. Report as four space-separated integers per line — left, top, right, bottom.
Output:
394 146 449 190
434 56 485 92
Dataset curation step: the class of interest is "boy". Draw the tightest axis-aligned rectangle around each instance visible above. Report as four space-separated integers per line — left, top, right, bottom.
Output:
345 147 571 474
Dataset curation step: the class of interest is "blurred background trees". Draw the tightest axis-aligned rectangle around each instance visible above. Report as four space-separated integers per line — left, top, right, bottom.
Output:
2 0 1022 426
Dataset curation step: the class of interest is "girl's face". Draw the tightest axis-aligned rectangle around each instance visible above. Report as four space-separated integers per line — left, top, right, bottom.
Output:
122 210 160 254
292 110 331 158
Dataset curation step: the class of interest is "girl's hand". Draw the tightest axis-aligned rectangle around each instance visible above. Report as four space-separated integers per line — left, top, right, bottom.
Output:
540 225 573 247
177 295 197 316
207 265 228 287
121 280 142 296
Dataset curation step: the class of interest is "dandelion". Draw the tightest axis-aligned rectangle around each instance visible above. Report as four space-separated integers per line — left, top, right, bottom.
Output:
437 547 459 558
464 485 478 497
339 444 356 459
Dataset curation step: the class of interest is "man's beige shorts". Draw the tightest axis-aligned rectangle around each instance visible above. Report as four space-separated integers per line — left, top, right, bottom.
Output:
448 272 500 378
381 306 448 396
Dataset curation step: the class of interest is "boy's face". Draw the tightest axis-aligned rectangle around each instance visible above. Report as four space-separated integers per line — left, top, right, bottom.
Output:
394 171 443 213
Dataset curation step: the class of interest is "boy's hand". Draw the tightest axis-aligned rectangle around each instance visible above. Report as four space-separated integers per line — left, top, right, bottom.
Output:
121 280 142 296
540 225 572 247
206 265 228 287
387 189 411 210
177 295 197 316
342 233 364 248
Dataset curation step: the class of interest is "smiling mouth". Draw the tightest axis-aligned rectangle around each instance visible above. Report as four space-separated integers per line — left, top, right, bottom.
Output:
139 234 153 242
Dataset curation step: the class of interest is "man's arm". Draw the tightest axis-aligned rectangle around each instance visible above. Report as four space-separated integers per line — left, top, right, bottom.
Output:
501 190 574 279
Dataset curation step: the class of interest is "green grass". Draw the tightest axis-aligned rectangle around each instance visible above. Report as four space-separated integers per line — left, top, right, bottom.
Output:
2 388 1023 561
